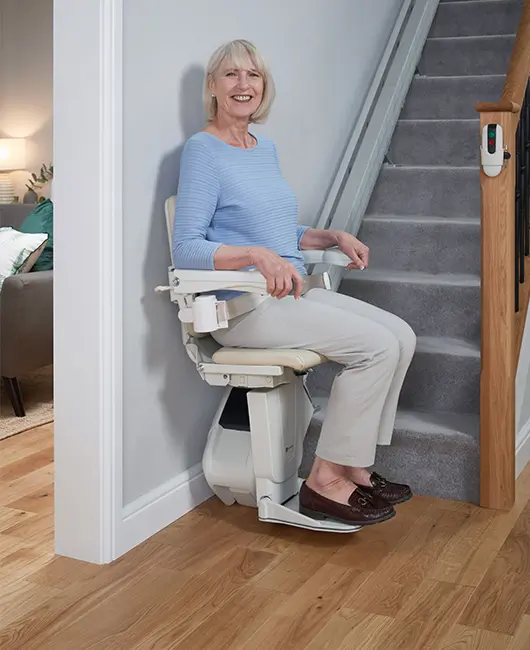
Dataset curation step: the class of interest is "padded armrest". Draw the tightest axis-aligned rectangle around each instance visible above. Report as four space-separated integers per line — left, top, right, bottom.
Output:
169 268 269 295
301 248 352 267
168 266 333 297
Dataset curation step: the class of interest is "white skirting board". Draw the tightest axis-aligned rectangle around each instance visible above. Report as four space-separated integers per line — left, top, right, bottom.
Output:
516 420 530 479
118 463 213 557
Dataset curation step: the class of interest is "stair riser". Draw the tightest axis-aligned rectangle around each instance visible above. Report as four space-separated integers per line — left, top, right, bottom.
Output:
400 351 480 413
401 76 505 120
431 1 523 37
358 219 480 275
307 352 480 414
419 36 514 76
366 167 480 218
388 121 480 167
340 277 480 341
299 424 479 503
374 432 479 502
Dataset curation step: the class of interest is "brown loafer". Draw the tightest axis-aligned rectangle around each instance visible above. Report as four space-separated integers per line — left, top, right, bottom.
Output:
360 472 412 505
299 482 395 526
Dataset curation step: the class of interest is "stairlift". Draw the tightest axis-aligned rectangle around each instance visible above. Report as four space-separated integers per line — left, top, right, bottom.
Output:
156 196 362 533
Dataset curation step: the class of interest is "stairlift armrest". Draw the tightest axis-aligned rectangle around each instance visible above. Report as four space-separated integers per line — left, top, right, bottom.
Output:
301 248 353 268
168 267 269 295
154 267 269 334
154 265 332 333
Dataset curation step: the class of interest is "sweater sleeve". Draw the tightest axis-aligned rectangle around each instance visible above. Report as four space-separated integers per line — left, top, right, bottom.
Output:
171 138 222 270
296 225 310 249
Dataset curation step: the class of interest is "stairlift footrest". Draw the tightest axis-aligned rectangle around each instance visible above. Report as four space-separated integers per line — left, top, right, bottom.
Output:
258 495 362 533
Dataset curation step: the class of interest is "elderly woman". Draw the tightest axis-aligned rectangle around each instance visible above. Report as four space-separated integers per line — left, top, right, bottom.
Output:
172 39 416 527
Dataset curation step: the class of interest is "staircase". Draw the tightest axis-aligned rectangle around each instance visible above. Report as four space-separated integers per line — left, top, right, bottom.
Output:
302 0 525 503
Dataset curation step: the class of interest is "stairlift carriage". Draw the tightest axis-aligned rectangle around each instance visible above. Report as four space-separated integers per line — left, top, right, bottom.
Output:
156 196 362 533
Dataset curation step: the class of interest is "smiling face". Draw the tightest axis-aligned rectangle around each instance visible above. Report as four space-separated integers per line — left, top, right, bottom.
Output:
209 57 264 122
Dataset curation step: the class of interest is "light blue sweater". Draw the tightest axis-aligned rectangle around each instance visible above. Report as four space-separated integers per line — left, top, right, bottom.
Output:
172 132 309 299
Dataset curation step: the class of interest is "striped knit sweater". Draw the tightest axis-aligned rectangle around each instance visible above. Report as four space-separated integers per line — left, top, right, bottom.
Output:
172 131 309 300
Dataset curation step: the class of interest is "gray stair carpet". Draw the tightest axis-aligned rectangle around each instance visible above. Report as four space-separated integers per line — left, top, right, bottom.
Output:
301 0 524 504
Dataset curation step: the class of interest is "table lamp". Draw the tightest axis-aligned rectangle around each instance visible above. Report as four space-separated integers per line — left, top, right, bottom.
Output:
0 138 27 204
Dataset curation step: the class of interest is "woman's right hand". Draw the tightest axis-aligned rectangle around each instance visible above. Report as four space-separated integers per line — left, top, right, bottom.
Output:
250 247 305 299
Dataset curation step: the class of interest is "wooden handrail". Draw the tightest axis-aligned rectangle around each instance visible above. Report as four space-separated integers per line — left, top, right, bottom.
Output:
478 0 530 511
477 0 530 115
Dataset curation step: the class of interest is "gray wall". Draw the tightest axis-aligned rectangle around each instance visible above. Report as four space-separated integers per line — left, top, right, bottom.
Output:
0 0 53 200
122 0 404 505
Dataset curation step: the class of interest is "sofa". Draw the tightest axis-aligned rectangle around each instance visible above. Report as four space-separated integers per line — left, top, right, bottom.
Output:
0 204 53 416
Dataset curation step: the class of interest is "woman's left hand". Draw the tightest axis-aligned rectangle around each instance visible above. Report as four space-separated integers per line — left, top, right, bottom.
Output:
336 232 370 270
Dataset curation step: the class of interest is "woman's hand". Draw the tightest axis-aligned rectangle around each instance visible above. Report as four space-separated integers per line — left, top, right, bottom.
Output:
336 232 370 271
250 247 305 299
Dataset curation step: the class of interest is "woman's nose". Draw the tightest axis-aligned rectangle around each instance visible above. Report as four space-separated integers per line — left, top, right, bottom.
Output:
236 73 249 88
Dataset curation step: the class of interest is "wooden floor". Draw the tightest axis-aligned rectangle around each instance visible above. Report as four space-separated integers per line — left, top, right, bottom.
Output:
1 425 530 649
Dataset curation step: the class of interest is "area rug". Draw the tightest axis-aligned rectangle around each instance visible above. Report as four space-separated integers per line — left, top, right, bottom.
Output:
0 365 54 441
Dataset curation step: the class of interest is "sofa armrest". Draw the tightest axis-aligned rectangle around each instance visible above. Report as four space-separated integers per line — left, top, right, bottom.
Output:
1 271 54 377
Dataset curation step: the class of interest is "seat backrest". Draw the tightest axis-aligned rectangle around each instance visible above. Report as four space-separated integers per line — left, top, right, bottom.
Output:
164 195 177 266
164 193 212 342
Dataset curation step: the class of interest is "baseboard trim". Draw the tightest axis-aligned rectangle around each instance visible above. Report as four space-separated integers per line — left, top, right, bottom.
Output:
118 463 213 557
516 419 530 479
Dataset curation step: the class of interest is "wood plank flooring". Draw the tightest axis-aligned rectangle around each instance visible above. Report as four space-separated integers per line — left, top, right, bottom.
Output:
1 423 530 649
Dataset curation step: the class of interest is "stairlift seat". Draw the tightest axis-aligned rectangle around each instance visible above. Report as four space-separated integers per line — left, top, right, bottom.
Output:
211 347 326 371
161 194 361 533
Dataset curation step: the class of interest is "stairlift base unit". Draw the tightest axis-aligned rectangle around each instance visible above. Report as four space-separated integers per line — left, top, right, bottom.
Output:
203 379 362 533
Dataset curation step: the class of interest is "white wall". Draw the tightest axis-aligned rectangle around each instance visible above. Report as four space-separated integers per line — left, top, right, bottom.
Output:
122 0 404 505
0 0 53 200
516 305 530 475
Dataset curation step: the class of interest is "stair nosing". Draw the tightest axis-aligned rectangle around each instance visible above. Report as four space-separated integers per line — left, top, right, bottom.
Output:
415 335 480 358
382 164 479 171
397 118 480 124
438 0 523 5
363 214 480 225
312 399 479 438
426 33 516 42
343 269 480 287
413 73 506 81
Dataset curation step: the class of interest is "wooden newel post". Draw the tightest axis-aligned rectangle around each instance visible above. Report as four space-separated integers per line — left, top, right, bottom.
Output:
480 110 516 510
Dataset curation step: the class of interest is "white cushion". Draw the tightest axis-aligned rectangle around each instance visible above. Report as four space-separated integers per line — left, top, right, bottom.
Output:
212 347 326 371
0 227 48 290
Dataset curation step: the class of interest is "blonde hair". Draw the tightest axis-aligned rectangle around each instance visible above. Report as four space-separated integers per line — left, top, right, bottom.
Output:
204 39 275 124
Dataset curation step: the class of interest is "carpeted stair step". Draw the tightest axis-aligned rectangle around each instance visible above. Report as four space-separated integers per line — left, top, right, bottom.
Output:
401 74 505 120
299 401 480 503
340 269 480 341
388 119 480 166
431 0 524 37
366 165 480 218
358 215 480 275
307 336 480 415
419 35 515 76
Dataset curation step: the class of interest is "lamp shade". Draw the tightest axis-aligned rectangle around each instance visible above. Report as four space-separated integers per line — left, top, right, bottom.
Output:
0 138 26 171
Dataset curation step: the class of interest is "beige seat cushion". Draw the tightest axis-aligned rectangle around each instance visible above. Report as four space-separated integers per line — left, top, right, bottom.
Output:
211 347 327 371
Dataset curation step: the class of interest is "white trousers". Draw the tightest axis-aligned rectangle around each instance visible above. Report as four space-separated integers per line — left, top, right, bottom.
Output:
211 288 417 468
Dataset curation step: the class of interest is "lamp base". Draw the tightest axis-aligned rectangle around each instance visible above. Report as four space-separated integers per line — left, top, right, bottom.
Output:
0 173 15 204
